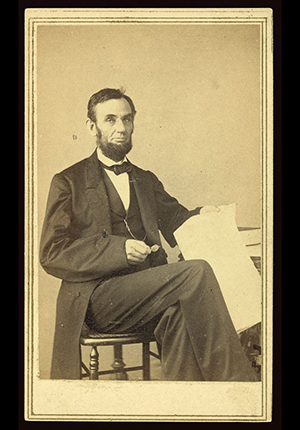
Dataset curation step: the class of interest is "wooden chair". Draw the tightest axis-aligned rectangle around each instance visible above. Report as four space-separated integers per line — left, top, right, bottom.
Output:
80 325 159 380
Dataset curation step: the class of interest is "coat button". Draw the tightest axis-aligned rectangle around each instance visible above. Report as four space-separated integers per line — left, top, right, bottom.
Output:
102 230 108 238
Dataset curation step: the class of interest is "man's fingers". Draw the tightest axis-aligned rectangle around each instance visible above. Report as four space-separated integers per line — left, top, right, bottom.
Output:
125 240 151 265
127 255 145 265
133 244 151 256
127 240 151 255
133 241 151 255
127 252 147 265
201 205 220 214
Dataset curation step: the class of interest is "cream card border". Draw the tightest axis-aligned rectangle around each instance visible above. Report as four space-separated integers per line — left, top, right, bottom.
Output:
24 8 274 422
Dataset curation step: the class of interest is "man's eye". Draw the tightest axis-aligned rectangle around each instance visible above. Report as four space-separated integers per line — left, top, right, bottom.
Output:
123 117 132 123
106 117 115 123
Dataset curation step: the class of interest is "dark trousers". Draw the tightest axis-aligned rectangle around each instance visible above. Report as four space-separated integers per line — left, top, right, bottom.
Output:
85 259 258 381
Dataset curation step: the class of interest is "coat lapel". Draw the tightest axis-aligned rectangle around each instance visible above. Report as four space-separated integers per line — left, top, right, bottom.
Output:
84 150 112 234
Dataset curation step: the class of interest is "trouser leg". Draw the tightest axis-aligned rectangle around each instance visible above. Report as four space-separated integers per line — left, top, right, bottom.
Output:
86 260 258 381
176 260 258 381
154 303 205 381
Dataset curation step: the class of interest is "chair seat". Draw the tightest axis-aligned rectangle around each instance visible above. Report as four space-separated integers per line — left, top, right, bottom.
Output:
80 322 156 345
80 331 146 346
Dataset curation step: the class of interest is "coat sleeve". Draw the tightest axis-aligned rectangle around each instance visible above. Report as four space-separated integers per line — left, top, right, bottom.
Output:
148 171 202 247
40 173 130 282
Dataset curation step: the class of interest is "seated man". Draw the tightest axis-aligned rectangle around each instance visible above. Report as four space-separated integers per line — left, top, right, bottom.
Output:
40 88 259 381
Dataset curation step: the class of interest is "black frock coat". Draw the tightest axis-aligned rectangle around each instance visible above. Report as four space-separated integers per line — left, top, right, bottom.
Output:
40 150 200 379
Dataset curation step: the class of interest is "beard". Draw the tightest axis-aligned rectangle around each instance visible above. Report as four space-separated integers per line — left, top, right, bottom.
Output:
96 130 133 162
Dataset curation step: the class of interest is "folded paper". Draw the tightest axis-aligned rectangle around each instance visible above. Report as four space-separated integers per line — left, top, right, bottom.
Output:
174 203 262 332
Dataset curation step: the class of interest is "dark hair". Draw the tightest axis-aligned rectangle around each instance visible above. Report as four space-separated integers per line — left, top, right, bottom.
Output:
87 88 136 123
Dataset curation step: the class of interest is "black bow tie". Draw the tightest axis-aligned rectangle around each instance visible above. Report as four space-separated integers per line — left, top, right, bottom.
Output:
101 161 132 175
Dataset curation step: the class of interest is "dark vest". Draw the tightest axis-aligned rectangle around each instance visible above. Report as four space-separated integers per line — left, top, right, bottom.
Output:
102 168 151 273
102 170 146 240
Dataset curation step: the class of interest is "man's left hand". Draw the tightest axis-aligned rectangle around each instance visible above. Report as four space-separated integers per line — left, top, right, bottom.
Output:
200 205 220 214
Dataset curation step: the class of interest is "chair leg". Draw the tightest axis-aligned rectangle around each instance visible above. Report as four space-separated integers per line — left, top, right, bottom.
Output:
89 345 99 380
142 342 150 380
111 345 128 380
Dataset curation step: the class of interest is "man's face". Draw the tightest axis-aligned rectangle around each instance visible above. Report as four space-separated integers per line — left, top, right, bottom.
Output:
93 98 134 162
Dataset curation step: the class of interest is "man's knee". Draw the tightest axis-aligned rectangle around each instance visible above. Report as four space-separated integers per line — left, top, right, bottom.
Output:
183 259 214 277
176 259 220 300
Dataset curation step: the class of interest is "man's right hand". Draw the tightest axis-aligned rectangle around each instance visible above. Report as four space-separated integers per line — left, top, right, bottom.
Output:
125 239 151 265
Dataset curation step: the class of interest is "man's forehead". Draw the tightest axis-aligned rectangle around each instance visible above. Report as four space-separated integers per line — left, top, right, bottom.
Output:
95 98 132 117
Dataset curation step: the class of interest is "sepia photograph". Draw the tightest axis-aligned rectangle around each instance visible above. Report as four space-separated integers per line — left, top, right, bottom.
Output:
24 8 274 421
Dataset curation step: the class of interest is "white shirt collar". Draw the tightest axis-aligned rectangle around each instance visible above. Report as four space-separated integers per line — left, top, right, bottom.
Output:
96 147 125 167
96 148 130 212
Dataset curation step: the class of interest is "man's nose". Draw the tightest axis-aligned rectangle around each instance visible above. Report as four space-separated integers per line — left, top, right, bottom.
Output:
115 119 126 133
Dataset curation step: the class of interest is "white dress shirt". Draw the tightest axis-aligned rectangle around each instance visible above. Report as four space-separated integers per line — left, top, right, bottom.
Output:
97 148 130 212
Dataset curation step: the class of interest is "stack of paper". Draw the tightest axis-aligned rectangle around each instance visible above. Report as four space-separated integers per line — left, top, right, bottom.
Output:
174 204 262 332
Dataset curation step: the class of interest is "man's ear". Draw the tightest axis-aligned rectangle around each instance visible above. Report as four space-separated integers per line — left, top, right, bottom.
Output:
86 118 98 137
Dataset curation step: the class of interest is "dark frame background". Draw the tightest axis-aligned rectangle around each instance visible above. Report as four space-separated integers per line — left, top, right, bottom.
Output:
18 0 281 428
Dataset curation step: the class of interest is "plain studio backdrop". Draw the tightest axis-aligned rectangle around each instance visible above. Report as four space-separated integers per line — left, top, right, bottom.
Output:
36 23 261 378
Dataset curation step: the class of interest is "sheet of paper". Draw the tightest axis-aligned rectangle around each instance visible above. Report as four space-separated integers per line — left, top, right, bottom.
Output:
174 204 262 332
